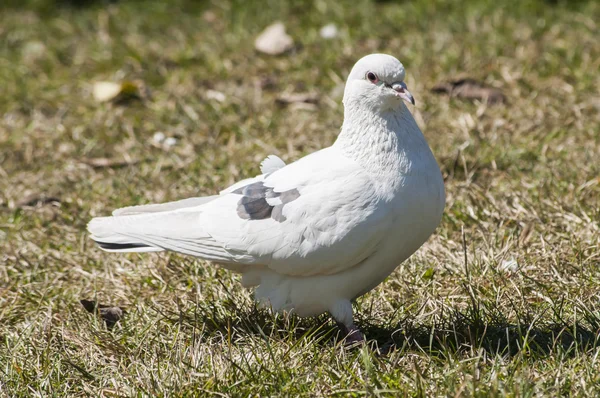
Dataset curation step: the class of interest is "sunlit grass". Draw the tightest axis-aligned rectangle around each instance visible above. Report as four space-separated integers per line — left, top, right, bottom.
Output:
1 0 599 396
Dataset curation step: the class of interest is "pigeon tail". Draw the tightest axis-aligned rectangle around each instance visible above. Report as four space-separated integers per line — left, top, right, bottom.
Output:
95 241 159 252
88 216 164 253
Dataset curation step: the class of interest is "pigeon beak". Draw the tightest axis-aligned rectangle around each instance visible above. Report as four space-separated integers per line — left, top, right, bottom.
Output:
391 82 415 106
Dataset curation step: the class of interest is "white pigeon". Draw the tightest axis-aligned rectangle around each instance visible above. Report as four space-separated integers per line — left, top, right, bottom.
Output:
88 54 445 343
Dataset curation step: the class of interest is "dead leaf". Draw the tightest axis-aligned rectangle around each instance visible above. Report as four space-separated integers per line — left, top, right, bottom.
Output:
518 222 534 247
254 22 294 55
288 102 318 111
431 78 505 104
80 157 140 169
80 299 125 329
93 82 121 102
276 92 319 105
92 80 143 103
16 193 60 208
206 89 226 103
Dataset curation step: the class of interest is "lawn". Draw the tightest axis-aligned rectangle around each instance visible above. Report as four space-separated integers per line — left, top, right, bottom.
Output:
1 0 599 396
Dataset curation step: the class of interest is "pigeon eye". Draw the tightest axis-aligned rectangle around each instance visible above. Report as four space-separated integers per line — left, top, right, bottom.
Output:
366 72 378 83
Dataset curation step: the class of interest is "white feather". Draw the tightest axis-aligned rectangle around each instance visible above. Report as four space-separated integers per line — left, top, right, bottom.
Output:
260 154 286 174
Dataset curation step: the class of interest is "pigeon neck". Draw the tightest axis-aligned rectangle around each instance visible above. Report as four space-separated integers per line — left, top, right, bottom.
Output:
335 103 432 182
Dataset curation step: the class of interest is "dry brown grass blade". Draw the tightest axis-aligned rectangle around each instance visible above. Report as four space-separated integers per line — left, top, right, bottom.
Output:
80 157 141 169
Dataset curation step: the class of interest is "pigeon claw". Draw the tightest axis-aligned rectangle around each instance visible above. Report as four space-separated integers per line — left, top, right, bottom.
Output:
338 323 365 347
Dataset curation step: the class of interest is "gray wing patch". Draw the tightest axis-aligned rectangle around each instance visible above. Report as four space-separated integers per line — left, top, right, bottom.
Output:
232 182 300 222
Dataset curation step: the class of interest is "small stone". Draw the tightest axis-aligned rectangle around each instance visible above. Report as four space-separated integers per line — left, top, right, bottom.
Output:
152 132 166 144
319 23 338 39
164 137 177 148
80 299 125 329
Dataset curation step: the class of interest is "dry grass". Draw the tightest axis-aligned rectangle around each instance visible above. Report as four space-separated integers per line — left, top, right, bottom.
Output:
1 0 599 396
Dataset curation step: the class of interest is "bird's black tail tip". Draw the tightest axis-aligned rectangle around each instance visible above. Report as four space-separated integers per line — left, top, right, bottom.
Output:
95 241 150 251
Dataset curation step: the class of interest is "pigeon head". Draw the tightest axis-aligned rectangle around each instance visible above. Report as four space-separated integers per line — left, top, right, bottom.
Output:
343 54 415 112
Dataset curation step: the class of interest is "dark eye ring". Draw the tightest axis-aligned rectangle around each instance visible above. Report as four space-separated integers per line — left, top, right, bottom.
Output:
366 72 378 83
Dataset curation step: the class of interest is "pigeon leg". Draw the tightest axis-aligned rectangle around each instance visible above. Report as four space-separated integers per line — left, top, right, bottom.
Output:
330 299 365 345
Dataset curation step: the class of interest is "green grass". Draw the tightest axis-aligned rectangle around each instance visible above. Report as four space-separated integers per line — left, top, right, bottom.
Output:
1 0 599 396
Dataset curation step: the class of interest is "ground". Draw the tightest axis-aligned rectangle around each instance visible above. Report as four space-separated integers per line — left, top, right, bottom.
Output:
1 0 599 396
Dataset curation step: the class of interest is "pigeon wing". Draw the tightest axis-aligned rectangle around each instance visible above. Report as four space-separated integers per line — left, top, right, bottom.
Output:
89 148 389 277
198 148 391 276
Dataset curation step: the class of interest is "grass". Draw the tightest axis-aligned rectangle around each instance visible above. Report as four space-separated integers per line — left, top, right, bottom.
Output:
1 0 599 395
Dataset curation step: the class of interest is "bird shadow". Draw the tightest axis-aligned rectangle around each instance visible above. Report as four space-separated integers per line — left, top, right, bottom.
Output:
152 299 600 358
360 311 600 357
151 298 342 345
